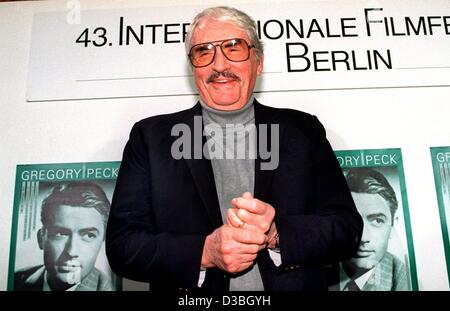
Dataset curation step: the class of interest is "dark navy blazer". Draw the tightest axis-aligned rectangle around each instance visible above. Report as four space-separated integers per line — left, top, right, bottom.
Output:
106 100 363 291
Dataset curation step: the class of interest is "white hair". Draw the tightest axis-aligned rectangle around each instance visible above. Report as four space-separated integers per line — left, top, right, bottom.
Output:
185 6 264 61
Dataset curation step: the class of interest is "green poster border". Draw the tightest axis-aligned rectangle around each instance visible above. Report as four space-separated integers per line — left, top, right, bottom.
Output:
335 148 418 291
7 165 22 291
430 147 450 286
7 161 121 291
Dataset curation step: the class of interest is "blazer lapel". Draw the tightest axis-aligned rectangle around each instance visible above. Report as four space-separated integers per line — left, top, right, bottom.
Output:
253 100 277 203
183 103 223 229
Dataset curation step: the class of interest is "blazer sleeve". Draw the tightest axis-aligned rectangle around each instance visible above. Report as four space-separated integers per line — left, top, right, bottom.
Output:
105 122 205 287
276 116 363 267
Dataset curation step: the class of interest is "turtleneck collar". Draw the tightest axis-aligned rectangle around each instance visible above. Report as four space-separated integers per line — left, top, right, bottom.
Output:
200 95 255 128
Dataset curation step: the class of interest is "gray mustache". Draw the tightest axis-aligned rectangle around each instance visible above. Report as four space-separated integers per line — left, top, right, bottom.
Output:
207 71 241 83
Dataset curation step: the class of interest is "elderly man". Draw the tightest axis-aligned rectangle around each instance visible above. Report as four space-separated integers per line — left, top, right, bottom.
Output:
106 6 362 291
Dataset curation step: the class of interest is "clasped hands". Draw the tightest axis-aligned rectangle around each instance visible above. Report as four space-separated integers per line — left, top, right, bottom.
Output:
201 192 278 274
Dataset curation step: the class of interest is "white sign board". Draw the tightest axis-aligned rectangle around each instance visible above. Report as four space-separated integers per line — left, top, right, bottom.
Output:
27 1 450 101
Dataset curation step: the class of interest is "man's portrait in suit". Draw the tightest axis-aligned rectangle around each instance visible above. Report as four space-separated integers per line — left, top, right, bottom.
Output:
329 167 410 291
14 181 114 291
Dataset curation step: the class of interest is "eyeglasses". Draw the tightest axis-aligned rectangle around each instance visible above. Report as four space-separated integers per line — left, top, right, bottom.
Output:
188 38 255 68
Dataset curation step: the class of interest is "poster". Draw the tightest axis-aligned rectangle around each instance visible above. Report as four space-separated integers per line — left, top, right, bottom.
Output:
430 146 450 284
330 148 418 291
7 162 121 291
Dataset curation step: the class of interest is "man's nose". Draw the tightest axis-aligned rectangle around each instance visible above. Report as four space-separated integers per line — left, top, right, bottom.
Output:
360 223 371 244
211 46 230 72
65 236 80 257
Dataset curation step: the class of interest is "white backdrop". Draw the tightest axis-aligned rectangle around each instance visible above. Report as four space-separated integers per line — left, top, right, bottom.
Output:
0 0 449 291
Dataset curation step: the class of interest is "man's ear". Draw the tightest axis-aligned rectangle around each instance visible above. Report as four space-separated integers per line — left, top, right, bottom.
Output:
389 216 398 240
37 228 44 250
257 53 264 75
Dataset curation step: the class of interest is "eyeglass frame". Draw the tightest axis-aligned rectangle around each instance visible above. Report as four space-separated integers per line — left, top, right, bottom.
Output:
188 38 256 68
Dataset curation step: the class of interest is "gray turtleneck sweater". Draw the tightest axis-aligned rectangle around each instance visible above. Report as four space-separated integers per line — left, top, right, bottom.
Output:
200 96 264 291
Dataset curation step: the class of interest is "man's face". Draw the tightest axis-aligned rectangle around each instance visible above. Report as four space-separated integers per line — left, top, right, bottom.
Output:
347 192 393 271
191 18 264 111
39 205 105 290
